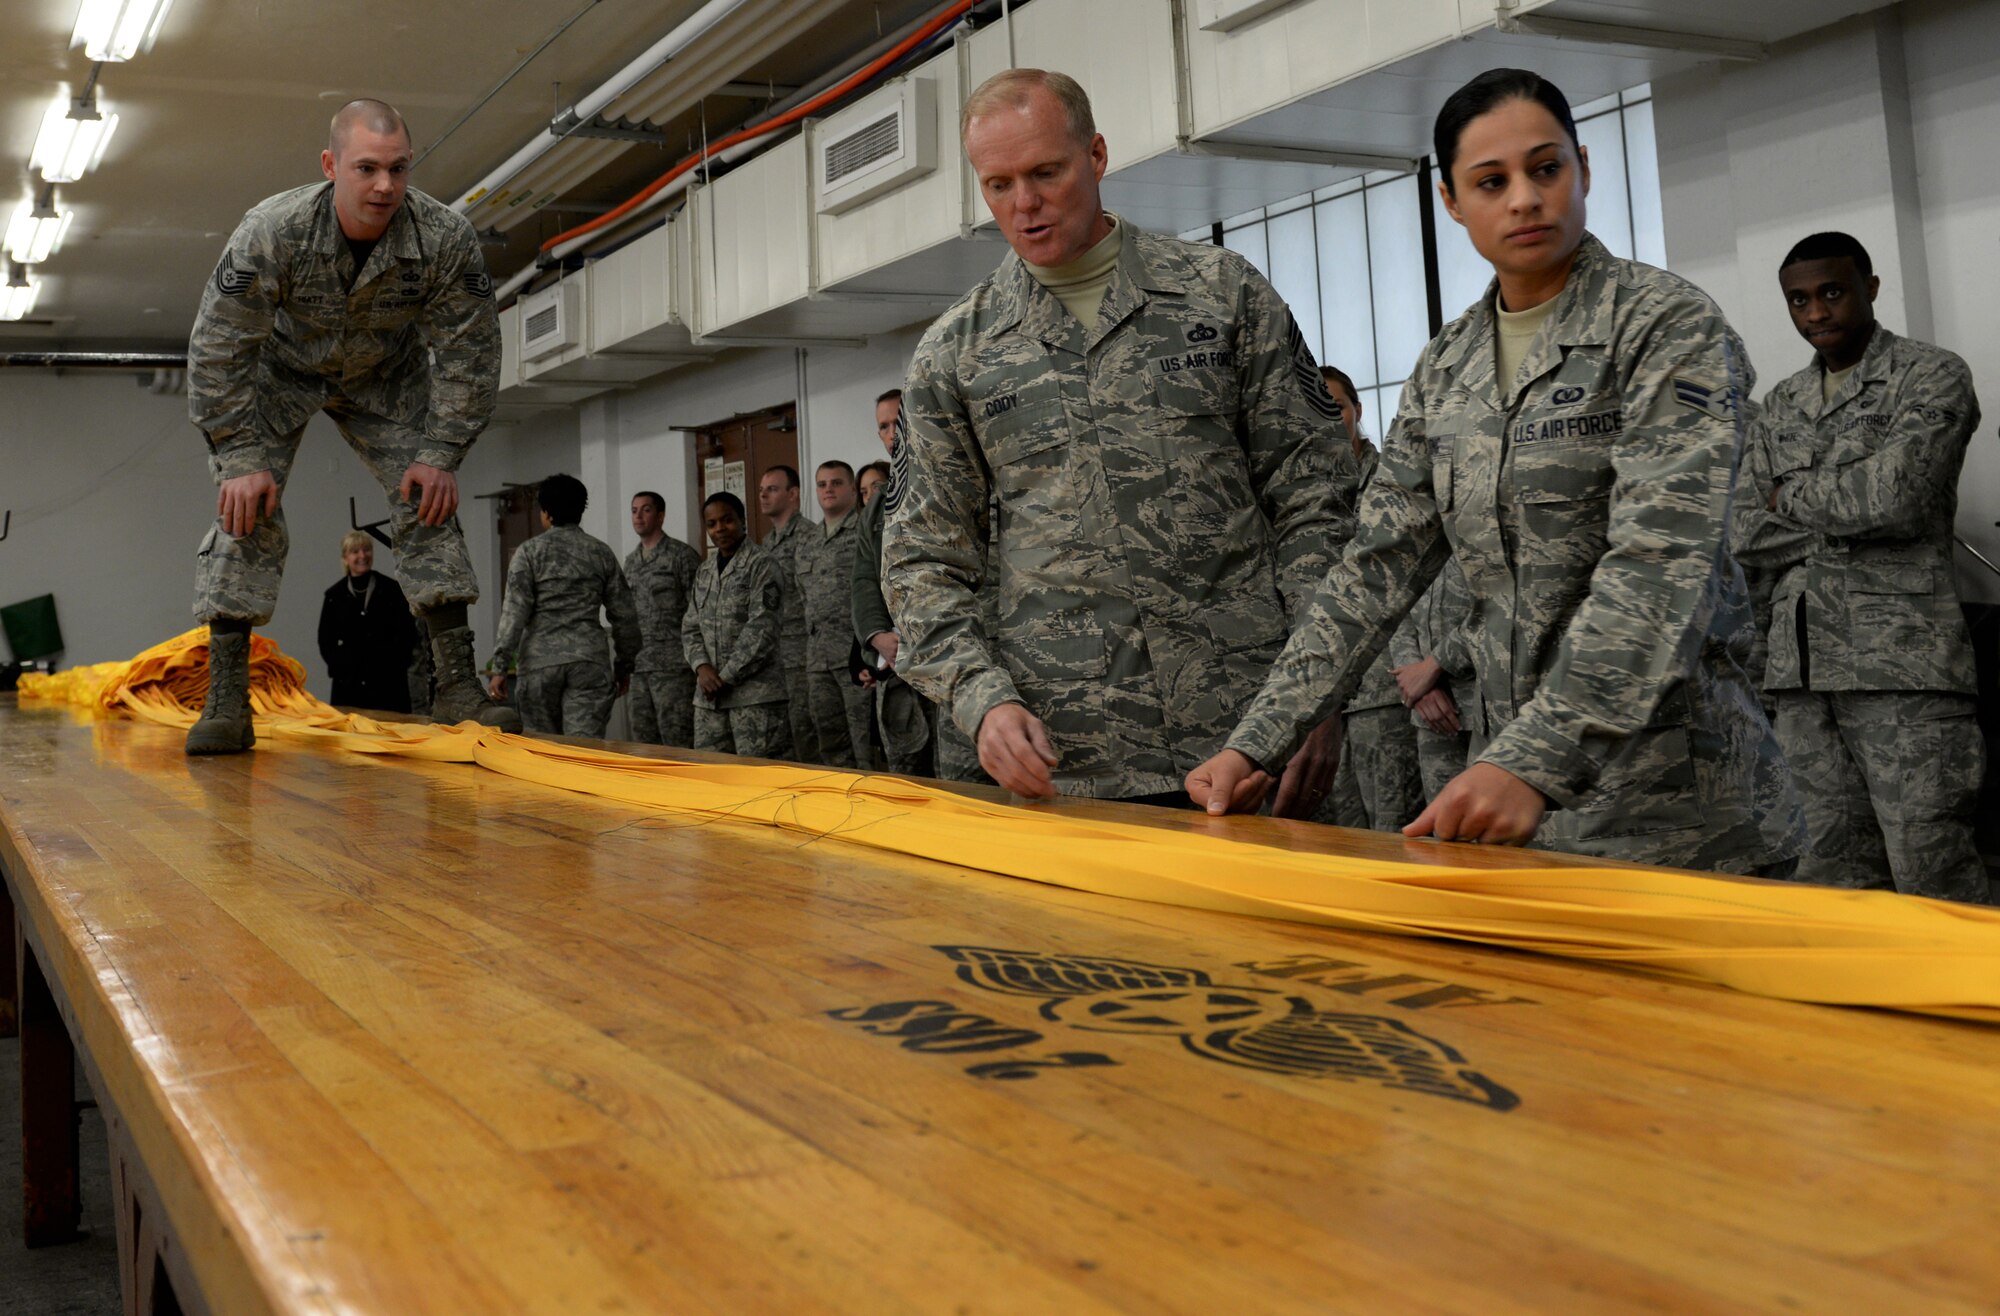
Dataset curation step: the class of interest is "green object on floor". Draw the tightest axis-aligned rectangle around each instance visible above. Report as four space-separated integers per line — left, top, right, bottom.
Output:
1 594 63 663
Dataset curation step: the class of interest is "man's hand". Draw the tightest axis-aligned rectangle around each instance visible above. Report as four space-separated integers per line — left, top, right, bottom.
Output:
977 702 1059 798
1186 748 1273 817
218 469 282 538
1392 656 1444 705
1412 687 1461 735
1767 481 1783 512
1403 761 1548 845
1270 714 1342 819
695 664 725 697
487 671 510 700
869 631 901 669
857 668 876 689
399 462 460 527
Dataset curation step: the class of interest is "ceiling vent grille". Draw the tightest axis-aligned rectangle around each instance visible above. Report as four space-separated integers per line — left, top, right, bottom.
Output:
825 112 902 187
519 280 583 362
815 77 937 216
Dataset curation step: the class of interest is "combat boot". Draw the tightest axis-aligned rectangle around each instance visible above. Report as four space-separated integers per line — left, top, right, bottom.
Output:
428 625 523 732
185 625 256 755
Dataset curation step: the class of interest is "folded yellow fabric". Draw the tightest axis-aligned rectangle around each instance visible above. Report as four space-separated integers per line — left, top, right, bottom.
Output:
22 627 2000 1022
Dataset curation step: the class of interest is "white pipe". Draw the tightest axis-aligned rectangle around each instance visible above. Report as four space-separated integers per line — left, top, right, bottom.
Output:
453 0 753 213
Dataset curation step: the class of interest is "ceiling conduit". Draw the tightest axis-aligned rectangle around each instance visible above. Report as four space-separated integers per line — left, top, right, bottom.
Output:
489 0 978 303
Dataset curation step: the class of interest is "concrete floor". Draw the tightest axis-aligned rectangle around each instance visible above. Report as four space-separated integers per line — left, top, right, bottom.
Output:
0 1038 121 1315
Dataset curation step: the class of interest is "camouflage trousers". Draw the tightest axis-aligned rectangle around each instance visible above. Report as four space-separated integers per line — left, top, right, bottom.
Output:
1416 726 1472 804
194 402 478 625
1325 705 1424 831
515 661 614 738
783 660 820 764
876 680 936 777
807 669 876 770
628 668 695 748
1773 689 1991 903
694 700 795 761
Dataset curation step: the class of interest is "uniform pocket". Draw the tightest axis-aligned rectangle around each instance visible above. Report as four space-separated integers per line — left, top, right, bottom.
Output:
1847 554 1935 658
1514 449 1615 505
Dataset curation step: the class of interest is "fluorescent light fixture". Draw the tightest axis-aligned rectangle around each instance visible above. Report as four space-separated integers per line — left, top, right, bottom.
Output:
29 91 119 183
4 197 76 264
0 267 41 322
72 0 175 61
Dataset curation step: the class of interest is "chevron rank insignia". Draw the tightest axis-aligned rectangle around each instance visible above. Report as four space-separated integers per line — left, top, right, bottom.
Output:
214 259 255 297
1672 377 1736 421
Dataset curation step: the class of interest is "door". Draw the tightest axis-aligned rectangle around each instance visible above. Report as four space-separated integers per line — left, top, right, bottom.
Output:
692 404 800 548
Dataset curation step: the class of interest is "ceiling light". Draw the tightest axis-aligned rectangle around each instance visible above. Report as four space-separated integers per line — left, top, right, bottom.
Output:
1 265 41 322
4 195 76 264
29 89 119 183
71 0 175 61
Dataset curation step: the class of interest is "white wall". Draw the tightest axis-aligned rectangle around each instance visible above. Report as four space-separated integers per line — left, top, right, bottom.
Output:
570 323 932 558
1654 0 2000 602
0 372 584 693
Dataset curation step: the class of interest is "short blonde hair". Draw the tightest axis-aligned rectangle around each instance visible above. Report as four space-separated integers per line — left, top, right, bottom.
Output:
340 530 374 558
960 68 1095 147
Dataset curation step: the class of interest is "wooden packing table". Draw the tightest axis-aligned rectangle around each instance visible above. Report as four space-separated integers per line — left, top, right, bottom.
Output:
3 695 1998 1315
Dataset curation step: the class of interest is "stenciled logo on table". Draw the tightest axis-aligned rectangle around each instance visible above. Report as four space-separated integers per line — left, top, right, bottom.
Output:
826 946 1521 1111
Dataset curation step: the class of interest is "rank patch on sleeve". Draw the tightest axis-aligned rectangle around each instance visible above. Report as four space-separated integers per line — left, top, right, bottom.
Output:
881 406 911 516
214 259 254 297
462 270 494 299
1288 316 1342 423
1672 377 1737 421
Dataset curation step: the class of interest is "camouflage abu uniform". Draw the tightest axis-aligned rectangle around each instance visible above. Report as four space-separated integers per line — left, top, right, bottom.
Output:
1325 446 1424 831
623 534 702 747
885 223 1359 799
798 511 876 769
1226 235 1804 874
1388 554 1476 802
761 514 821 763
490 525 641 738
682 543 793 759
853 487 938 777
1734 325 1989 902
189 182 497 624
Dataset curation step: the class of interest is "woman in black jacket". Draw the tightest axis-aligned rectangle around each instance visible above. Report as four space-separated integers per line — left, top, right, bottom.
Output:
318 531 418 712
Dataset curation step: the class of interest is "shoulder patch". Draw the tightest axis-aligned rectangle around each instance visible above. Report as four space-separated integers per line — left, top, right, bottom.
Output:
462 269 494 299
881 406 911 517
214 259 255 297
762 580 782 611
1288 314 1342 424
1672 377 1738 422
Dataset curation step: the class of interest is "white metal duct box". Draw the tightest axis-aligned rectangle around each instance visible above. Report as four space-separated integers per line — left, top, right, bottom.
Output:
519 279 584 362
815 76 937 216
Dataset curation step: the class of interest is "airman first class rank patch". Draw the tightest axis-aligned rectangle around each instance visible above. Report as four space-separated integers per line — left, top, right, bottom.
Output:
1673 377 1737 421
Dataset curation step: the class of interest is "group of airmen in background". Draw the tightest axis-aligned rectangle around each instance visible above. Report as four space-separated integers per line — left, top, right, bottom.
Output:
184 74 1991 907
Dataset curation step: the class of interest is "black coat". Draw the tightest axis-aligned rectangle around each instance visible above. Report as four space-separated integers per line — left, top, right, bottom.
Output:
317 571 418 712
